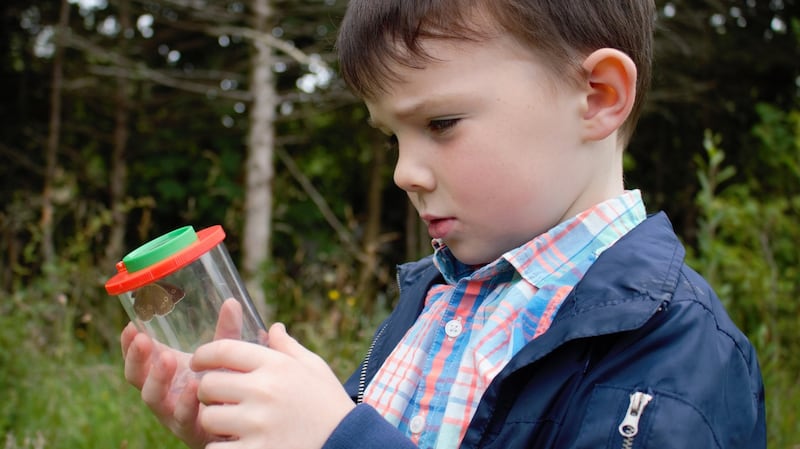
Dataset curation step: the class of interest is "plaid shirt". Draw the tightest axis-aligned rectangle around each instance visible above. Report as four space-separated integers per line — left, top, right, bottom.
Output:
362 191 646 449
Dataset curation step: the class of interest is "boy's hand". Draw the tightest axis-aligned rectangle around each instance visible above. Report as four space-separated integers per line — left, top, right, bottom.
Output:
191 322 356 449
120 299 248 449
121 323 210 449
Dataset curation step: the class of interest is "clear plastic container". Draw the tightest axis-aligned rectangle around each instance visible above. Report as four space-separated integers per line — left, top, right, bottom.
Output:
105 225 267 354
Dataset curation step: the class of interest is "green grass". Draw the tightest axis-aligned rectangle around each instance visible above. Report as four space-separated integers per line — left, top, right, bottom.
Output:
1 352 185 449
0 284 380 449
1 255 796 448
761 349 800 448
2 323 798 448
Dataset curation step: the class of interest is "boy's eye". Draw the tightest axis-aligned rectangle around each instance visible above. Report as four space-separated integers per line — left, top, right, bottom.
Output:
427 118 460 134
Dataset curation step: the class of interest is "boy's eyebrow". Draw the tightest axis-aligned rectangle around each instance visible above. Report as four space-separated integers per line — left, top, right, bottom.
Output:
374 95 460 126
367 93 465 131
393 97 448 120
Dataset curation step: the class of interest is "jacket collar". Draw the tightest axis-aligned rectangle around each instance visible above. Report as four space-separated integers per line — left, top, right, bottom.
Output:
396 212 683 345
356 212 686 405
497 211 684 378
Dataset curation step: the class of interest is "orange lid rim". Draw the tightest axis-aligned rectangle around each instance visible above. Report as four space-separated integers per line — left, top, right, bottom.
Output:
104 225 226 295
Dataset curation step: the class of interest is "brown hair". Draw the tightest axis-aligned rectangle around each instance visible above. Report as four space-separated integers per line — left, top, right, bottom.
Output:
336 0 655 144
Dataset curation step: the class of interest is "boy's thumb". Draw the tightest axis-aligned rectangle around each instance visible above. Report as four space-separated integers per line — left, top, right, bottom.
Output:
267 322 305 358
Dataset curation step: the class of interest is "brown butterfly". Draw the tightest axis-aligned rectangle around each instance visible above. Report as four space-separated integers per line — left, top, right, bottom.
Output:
132 282 185 321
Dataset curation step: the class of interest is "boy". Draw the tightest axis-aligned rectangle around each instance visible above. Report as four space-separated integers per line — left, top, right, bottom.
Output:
122 0 766 448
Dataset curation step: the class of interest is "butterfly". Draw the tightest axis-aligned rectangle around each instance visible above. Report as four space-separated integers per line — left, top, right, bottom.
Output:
132 282 186 321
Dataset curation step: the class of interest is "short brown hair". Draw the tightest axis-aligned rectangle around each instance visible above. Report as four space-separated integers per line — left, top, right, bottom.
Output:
336 0 655 144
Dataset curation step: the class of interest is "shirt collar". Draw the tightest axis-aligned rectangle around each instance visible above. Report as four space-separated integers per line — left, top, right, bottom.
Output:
433 190 646 286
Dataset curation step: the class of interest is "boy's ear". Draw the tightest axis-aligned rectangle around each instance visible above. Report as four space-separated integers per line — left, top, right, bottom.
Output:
580 48 637 142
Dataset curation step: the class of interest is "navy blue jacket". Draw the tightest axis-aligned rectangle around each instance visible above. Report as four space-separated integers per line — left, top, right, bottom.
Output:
324 213 766 449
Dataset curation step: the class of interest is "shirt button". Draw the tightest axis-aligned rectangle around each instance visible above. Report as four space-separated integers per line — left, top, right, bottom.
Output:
445 319 463 338
409 415 425 434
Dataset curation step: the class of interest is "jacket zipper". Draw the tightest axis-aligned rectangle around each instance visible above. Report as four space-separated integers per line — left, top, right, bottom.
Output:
356 321 388 403
618 391 653 449
356 270 402 404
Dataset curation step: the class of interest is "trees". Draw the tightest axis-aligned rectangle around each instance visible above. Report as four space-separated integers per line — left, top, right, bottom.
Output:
242 0 277 317
632 0 799 236
0 0 796 336
1 0 796 331
0 0 798 445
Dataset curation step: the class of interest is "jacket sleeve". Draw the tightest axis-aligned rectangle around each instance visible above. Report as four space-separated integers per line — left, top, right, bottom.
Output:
322 404 418 449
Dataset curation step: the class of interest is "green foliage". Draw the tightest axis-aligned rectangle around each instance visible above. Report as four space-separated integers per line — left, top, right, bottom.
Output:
263 238 394 379
0 195 189 448
687 114 800 448
0 293 185 449
1 0 798 446
751 103 800 191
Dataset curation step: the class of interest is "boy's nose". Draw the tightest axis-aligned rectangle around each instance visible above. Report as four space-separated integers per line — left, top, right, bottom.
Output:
392 142 435 193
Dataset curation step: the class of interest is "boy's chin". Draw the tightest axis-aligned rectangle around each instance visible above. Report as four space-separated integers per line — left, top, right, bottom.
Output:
448 244 503 267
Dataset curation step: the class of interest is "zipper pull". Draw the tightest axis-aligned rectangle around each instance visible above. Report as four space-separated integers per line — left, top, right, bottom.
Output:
618 391 653 439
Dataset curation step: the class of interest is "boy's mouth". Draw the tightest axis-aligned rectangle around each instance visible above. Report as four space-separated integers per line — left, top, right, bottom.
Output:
423 216 455 239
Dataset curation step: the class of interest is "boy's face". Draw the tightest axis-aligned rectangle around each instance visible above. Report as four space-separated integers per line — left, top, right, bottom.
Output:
365 33 621 265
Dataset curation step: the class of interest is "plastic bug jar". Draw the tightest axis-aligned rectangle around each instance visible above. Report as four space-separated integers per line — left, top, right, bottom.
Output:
105 225 267 354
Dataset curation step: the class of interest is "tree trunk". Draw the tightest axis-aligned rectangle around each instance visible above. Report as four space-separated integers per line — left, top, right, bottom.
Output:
242 0 276 321
355 136 387 310
104 0 132 267
40 0 70 270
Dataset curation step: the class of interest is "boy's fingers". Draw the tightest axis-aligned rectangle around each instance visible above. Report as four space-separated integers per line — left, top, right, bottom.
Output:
191 324 308 373
120 322 139 359
258 329 269 346
191 340 267 373
141 350 178 412
124 332 154 389
196 370 248 406
198 403 244 439
265 323 306 359
173 376 201 429
213 298 243 341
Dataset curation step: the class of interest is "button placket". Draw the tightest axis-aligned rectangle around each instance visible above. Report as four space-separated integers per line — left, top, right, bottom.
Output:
409 414 426 434
444 317 463 339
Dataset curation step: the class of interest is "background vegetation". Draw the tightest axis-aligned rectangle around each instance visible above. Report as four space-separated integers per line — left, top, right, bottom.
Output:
1 0 798 448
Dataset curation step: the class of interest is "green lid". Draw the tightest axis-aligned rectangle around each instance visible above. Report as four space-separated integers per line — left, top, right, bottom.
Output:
122 226 198 272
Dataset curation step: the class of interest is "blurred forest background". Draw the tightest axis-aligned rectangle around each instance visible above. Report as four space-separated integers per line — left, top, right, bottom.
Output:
0 0 798 447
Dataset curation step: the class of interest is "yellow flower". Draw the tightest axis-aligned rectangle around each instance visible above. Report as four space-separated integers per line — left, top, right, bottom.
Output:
328 289 341 301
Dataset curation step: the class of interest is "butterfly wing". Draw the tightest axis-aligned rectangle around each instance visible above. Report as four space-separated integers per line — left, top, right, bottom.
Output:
132 288 156 321
133 282 185 320
158 282 186 305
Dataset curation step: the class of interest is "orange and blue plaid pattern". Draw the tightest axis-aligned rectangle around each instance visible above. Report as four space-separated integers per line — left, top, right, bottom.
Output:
362 190 646 449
